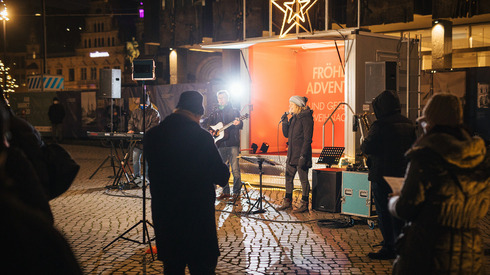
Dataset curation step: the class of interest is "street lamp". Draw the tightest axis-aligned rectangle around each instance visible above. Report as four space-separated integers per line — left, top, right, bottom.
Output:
0 0 9 93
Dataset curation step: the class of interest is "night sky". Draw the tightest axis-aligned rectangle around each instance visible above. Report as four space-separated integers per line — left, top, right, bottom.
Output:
4 0 140 54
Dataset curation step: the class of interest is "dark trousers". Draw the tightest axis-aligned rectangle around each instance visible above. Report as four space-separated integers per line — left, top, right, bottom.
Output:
285 163 310 199
372 180 403 251
51 123 63 142
163 256 217 275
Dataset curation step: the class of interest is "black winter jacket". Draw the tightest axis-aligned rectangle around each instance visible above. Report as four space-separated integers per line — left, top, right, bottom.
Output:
361 91 416 182
48 103 65 124
144 112 230 262
282 107 314 167
5 147 54 224
202 104 243 148
9 115 52 199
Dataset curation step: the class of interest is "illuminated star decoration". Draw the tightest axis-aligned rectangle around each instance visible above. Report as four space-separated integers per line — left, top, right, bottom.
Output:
272 0 318 38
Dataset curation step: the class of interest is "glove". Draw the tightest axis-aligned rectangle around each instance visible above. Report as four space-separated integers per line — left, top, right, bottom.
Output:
298 156 307 169
281 113 288 122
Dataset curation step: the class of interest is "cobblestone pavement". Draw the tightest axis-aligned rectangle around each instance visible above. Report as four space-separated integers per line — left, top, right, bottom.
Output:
50 143 490 274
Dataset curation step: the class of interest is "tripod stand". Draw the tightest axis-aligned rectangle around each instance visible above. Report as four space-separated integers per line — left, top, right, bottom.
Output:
241 156 280 214
88 144 117 179
105 137 140 190
89 100 118 180
103 80 155 259
228 181 252 206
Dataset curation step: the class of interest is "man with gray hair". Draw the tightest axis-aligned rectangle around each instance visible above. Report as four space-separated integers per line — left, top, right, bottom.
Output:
202 90 243 202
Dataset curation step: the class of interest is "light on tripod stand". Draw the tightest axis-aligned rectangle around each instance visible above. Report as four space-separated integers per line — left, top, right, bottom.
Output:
260 142 269 153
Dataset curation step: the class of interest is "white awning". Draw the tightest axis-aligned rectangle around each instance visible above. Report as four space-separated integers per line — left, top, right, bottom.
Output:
200 29 403 50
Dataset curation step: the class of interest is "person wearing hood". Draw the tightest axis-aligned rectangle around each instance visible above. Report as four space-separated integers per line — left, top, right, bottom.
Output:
361 90 416 260
388 93 490 274
278 95 314 213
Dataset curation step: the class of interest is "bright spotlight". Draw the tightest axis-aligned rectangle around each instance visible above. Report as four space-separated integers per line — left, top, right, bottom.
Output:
228 81 243 99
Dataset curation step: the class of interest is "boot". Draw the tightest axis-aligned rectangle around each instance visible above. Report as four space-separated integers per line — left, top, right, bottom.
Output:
293 200 309 213
216 193 231 201
277 198 292 210
228 194 241 203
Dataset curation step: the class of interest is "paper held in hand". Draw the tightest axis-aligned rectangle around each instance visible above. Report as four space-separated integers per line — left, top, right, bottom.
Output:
383 176 405 194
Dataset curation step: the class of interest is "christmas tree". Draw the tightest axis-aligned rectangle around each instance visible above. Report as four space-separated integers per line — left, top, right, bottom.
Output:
0 59 18 93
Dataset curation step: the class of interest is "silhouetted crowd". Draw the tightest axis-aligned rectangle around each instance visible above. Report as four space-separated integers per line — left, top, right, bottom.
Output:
361 91 490 274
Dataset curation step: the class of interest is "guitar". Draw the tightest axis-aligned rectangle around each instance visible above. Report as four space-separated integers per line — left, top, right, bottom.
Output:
209 113 249 144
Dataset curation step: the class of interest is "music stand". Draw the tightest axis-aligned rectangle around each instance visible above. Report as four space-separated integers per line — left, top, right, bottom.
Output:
317 147 344 168
241 156 280 214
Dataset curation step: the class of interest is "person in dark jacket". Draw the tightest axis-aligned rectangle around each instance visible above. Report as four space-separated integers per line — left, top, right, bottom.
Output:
128 94 160 185
48 97 65 143
202 90 243 201
0 97 52 223
0 101 82 275
360 90 416 260
0 92 52 199
278 95 314 213
389 94 490 274
144 91 230 274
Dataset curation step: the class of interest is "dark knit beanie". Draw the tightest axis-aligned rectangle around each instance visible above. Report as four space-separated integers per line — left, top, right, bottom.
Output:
176 91 205 115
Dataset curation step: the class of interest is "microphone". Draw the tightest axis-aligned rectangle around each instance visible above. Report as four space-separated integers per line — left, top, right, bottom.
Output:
279 112 289 123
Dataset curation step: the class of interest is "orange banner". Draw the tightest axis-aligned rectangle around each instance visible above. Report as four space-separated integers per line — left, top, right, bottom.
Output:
249 41 345 153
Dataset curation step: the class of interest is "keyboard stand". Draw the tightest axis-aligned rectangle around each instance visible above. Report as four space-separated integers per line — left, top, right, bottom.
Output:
89 141 117 179
106 138 139 190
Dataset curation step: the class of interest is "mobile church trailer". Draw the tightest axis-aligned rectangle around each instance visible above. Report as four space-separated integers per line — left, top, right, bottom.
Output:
203 29 420 169
202 22 420 220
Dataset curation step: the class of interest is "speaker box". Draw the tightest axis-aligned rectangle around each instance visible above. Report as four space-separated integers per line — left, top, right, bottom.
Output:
98 69 121 98
312 168 343 213
365 61 397 103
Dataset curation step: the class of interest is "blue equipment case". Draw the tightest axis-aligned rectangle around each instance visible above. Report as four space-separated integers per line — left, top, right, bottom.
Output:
341 171 377 228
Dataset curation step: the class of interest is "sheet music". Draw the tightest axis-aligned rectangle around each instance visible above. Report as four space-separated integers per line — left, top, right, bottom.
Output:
383 176 404 194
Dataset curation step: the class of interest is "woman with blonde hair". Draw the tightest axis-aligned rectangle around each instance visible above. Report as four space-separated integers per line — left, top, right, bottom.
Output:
278 96 314 213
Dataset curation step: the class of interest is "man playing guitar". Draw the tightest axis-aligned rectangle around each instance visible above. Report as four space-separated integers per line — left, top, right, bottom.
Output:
202 90 243 201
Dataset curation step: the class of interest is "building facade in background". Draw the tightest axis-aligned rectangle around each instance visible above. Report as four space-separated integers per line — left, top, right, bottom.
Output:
134 1 490 85
12 0 128 92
